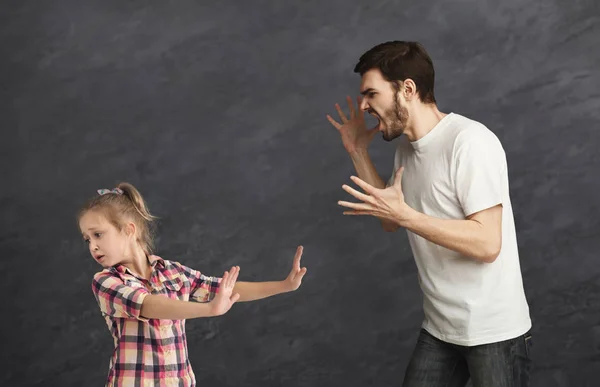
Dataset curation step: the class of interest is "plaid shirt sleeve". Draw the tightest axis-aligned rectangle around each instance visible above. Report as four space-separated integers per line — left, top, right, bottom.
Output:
92 272 150 321
175 263 221 303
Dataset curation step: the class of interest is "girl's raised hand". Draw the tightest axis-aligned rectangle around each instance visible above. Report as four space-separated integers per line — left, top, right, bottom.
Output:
283 246 307 292
210 266 241 316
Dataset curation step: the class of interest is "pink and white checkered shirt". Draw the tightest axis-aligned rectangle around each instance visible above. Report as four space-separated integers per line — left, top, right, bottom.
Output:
91 255 221 387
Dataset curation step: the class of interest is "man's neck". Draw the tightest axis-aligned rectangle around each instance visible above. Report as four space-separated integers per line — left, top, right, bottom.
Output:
405 104 447 142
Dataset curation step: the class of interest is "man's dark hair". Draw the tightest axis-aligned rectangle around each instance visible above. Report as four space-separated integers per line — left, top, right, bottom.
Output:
354 41 436 104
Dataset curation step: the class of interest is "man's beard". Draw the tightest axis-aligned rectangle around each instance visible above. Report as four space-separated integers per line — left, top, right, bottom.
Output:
380 99 409 142
379 99 408 141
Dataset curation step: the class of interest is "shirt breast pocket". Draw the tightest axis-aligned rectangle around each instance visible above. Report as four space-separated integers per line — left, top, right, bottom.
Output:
163 275 185 299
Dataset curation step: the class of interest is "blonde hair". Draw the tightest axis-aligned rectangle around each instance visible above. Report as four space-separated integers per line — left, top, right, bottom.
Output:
78 182 158 254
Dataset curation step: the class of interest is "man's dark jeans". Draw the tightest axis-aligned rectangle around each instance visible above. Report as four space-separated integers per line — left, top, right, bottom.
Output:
402 328 533 387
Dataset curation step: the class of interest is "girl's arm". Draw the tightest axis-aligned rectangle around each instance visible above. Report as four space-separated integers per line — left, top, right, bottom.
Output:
233 281 289 302
141 266 241 319
140 294 217 319
234 246 307 302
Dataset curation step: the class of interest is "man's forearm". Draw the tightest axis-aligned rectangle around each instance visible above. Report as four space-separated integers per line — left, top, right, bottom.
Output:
233 281 289 302
399 209 501 263
349 149 400 231
140 294 215 320
349 148 386 188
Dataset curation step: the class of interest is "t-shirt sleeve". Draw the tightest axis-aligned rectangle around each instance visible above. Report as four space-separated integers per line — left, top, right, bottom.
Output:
453 129 507 217
91 272 150 321
175 263 222 303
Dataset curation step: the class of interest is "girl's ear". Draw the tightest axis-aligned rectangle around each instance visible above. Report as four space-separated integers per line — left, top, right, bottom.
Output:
124 221 137 239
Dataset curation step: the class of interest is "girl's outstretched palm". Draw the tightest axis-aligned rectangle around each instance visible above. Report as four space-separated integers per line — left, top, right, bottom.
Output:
283 246 307 292
210 266 241 316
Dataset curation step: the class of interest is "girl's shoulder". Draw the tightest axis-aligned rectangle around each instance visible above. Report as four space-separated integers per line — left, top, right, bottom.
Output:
92 266 120 281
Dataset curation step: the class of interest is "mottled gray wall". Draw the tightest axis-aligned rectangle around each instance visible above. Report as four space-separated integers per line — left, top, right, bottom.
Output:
1 0 599 386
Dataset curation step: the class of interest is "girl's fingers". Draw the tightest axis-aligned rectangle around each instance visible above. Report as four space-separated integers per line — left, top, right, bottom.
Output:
231 266 240 284
296 267 307 281
293 246 303 269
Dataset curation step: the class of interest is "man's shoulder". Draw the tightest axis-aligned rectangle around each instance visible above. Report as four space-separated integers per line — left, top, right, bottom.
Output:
448 114 501 150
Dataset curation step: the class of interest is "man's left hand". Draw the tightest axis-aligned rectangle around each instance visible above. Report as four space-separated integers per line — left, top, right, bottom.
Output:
338 167 415 226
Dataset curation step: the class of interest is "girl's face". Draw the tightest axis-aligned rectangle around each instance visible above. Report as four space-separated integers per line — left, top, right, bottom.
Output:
79 210 134 268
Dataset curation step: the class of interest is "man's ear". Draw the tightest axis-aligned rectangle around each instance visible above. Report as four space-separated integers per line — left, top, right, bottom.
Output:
402 78 417 101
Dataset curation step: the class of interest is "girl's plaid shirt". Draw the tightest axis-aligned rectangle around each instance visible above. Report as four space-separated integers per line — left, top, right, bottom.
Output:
91 255 221 387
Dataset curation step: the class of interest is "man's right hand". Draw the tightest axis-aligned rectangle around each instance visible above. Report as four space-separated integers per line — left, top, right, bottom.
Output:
326 96 379 154
209 266 240 317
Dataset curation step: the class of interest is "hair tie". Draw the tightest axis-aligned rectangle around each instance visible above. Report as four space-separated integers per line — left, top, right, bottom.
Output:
97 188 124 195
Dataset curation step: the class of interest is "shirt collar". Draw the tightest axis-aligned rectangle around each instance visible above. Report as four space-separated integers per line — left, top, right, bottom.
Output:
113 255 166 280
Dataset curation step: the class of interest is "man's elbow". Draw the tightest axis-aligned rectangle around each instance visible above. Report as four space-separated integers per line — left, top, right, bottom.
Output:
479 239 501 263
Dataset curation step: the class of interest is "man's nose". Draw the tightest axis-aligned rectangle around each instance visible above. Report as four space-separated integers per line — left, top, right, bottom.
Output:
359 98 369 111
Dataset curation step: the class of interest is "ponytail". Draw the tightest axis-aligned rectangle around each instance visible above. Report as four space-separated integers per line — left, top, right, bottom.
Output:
117 182 156 223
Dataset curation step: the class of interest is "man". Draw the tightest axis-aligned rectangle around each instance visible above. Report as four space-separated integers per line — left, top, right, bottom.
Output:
327 41 533 387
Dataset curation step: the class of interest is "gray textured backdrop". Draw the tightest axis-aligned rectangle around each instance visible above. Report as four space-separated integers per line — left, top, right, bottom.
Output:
1 0 599 386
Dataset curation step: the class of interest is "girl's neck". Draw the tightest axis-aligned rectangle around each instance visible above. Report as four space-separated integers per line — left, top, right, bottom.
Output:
123 245 152 281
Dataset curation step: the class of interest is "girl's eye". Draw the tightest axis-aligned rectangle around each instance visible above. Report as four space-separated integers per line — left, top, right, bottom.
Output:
84 239 90 244
94 232 102 238
369 92 376 97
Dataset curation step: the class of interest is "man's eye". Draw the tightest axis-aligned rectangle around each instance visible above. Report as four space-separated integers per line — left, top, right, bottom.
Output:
369 92 376 97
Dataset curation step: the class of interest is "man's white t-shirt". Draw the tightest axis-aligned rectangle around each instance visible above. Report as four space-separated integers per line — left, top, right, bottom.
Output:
388 112 531 346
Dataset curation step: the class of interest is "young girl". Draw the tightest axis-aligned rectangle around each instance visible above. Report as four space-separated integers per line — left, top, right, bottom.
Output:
78 182 307 387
